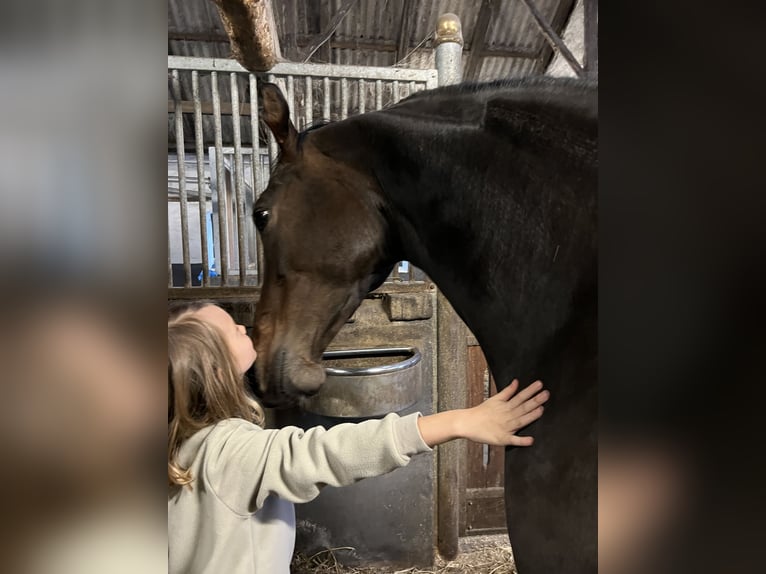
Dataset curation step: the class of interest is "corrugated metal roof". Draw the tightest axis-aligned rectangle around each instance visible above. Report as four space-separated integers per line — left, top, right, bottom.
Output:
168 0 583 81
167 0 588 145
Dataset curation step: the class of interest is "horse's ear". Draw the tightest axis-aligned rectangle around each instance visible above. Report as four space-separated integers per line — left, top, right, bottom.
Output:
259 83 298 160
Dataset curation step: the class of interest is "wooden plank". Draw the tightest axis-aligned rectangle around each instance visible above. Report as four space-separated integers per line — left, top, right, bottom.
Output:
466 345 505 489
465 0 495 81
465 491 506 535
436 292 468 560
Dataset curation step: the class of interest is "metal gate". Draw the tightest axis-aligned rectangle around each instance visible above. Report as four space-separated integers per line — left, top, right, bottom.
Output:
167 55 437 292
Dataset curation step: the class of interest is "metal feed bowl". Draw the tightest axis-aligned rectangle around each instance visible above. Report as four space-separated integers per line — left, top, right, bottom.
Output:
302 347 422 418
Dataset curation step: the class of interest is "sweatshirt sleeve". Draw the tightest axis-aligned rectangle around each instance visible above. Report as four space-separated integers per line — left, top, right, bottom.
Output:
201 413 432 515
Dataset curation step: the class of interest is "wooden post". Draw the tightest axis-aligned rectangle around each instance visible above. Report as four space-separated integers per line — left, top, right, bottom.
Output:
436 291 468 560
211 0 282 72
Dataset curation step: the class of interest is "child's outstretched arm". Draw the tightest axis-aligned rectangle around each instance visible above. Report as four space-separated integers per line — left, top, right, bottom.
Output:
417 379 548 447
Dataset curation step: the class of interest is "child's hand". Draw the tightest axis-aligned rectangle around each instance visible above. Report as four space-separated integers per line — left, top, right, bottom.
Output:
458 379 549 446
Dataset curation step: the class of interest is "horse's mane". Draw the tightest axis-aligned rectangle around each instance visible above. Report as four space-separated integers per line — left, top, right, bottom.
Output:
402 75 596 101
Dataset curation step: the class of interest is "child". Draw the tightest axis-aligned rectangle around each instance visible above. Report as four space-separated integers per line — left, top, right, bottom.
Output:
168 301 549 574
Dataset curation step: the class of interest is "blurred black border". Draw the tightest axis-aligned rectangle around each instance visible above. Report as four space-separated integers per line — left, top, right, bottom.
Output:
601 2 766 572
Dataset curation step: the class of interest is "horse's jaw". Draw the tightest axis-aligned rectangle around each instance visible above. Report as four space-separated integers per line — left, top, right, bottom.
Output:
253 276 374 406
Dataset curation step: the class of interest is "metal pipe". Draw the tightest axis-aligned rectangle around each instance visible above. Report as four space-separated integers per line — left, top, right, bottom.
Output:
322 347 421 376
171 70 192 287
375 79 382 110
192 71 210 286
266 74 279 163
230 72 247 285
434 13 464 86
250 73 263 283
358 79 365 114
340 78 348 119
322 77 331 121
287 74 296 125
211 71 229 284
304 76 313 128
392 80 400 103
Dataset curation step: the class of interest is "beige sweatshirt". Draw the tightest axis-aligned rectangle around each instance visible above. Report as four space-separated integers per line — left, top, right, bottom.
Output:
168 413 432 574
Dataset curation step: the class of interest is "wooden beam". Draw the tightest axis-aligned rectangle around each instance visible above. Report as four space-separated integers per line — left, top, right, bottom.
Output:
301 0 359 62
395 0 418 63
522 0 584 77
210 0 282 72
583 0 598 77
465 0 495 81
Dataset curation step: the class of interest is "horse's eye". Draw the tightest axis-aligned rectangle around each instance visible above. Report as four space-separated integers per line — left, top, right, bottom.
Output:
254 209 270 232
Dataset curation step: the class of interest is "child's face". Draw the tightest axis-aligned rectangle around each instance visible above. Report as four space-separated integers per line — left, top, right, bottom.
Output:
194 305 257 374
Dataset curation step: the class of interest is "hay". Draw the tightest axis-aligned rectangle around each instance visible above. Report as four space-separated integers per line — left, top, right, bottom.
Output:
290 537 517 574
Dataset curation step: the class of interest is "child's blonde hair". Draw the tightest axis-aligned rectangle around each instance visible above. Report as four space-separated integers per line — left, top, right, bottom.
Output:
168 301 264 487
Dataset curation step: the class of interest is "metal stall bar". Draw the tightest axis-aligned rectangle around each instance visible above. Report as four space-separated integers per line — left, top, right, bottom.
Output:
323 77 331 121
192 71 210 286
210 71 230 284
392 80 400 103
375 79 383 110
230 72 247 286
304 76 313 129
340 78 348 120
250 73 263 281
171 69 192 287
287 75 296 126
266 73 279 163
169 57 437 83
358 79 365 114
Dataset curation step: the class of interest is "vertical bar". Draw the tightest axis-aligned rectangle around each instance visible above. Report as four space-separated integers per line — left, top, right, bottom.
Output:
304 76 313 128
211 71 229 284
168 237 173 287
437 292 468 560
171 70 192 288
250 73 263 283
358 79 365 114
322 76 330 121
192 71 209 286
287 75 295 126
392 80 400 103
266 74 279 164
230 72 247 286
583 0 598 77
409 80 415 99
340 78 348 120
375 79 382 110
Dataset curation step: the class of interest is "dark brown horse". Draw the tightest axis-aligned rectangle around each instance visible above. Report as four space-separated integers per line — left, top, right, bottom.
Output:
252 77 597 573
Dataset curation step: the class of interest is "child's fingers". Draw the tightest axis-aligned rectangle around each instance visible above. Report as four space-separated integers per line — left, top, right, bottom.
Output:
516 406 545 428
515 389 550 415
494 379 519 401
507 380 545 407
508 434 534 447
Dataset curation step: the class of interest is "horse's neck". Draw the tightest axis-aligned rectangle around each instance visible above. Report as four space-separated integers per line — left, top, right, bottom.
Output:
363 106 597 384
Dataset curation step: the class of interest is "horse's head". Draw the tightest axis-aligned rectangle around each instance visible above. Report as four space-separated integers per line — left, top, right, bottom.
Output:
252 83 395 407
